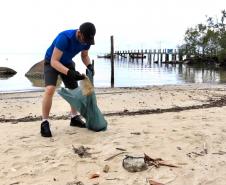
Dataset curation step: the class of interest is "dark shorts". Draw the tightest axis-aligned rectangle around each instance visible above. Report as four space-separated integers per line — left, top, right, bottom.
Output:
44 60 78 89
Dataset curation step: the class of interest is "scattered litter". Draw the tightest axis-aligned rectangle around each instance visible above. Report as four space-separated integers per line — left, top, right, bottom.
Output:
147 179 164 185
123 109 129 112
106 178 120 181
144 153 179 168
9 182 20 185
66 181 84 185
130 132 141 135
72 145 91 158
187 151 206 158
187 144 209 158
103 165 110 173
212 151 226 155
89 172 100 179
122 155 148 172
203 142 208 154
123 153 179 172
80 76 94 96
116 147 127 151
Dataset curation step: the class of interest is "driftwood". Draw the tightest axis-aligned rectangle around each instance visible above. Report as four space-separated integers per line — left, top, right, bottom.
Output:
212 151 226 155
144 153 179 168
104 152 127 161
115 147 127 151
187 143 209 158
106 178 120 181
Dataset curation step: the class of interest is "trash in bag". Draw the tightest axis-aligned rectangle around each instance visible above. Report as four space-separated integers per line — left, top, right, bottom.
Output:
58 69 107 131
80 75 94 96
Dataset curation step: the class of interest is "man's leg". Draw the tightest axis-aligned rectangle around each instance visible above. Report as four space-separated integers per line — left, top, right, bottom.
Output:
42 85 56 119
41 85 56 137
70 106 78 117
41 61 58 137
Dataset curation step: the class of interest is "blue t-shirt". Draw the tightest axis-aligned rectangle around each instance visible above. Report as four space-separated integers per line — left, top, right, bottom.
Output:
45 29 90 65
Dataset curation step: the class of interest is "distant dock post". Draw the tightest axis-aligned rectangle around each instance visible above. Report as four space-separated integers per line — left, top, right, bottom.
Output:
110 35 114 88
160 49 163 63
141 49 144 62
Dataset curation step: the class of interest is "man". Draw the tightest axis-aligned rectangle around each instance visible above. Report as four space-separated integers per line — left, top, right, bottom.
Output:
41 22 95 137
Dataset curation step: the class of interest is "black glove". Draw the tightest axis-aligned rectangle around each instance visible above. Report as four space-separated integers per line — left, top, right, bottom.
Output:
67 69 85 81
87 64 94 76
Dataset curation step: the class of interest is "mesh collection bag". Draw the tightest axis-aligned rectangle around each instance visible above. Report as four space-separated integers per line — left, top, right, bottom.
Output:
58 70 107 131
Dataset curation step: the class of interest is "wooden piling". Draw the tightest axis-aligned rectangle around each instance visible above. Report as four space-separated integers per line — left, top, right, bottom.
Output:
153 49 156 62
160 50 163 63
149 49 152 62
165 53 169 62
110 36 114 88
141 49 144 62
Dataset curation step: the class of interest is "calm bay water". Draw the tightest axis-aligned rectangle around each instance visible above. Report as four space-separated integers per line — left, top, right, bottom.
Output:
1 53 226 93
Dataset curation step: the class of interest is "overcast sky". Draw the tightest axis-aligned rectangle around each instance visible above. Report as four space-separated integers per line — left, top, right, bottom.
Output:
0 0 225 54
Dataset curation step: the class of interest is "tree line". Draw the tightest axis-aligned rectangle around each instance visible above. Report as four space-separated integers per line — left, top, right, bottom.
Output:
179 10 226 64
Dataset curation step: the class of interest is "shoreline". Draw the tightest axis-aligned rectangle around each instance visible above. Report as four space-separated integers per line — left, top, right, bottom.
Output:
0 82 224 94
0 88 44 94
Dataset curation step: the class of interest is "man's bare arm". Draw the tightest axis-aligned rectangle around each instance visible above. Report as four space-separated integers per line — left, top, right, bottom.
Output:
81 50 91 66
50 47 69 75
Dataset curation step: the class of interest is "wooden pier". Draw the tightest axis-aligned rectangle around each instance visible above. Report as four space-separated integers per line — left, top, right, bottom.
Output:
107 36 189 87
114 49 186 64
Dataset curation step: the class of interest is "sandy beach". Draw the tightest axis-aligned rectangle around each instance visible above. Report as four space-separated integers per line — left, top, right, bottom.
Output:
1 84 226 185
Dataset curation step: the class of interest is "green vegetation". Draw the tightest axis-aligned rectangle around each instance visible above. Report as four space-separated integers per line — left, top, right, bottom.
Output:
179 10 226 65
